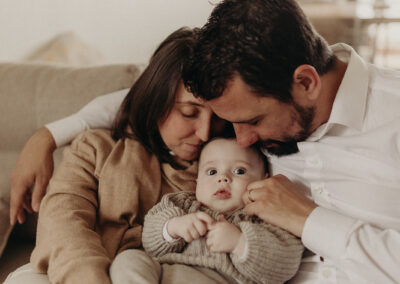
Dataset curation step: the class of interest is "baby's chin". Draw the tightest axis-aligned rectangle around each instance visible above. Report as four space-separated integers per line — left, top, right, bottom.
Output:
210 203 242 214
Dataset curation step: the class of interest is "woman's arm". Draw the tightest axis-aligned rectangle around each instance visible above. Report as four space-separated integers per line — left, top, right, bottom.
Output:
9 89 127 225
30 131 114 284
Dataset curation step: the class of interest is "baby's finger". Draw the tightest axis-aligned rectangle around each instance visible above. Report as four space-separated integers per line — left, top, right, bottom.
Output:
189 226 200 240
196 212 215 225
194 220 207 236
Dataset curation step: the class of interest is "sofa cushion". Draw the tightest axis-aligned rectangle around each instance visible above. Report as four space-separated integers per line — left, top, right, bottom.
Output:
0 62 141 257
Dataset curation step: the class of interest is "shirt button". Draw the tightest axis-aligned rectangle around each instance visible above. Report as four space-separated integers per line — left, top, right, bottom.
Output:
319 267 337 282
306 156 321 168
322 268 332 278
311 182 325 194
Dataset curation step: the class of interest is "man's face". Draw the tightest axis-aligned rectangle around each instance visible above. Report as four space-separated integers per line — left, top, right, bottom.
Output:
207 75 315 156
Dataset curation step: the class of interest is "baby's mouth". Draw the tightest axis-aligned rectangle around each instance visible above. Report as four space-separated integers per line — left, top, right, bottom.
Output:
214 188 231 199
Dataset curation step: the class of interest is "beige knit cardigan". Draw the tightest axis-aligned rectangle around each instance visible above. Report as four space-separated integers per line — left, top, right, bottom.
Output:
142 191 304 284
30 129 197 284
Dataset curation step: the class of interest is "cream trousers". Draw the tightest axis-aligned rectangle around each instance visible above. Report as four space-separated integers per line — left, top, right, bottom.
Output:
5 249 232 284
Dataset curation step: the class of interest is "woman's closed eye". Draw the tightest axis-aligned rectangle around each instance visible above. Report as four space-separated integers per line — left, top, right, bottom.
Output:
180 106 199 118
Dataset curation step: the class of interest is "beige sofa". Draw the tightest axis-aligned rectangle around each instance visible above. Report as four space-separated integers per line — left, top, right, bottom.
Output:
0 62 141 281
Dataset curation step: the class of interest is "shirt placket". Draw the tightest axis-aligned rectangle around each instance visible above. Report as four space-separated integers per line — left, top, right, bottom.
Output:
300 143 331 208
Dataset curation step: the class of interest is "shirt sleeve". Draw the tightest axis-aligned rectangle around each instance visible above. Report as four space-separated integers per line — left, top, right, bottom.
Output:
231 221 304 284
30 132 113 284
46 88 128 147
302 206 400 283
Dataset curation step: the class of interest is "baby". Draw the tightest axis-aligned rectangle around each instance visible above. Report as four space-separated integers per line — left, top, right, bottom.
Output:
111 138 304 284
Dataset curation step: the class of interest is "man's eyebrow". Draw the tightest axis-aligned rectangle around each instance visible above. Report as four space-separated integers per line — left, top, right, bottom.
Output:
230 115 262 124
176 101 205 107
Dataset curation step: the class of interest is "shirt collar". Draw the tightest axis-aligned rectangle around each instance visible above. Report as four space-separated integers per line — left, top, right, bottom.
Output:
308 43 370 141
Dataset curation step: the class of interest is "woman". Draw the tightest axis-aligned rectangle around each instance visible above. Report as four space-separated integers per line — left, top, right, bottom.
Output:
6 27 228 284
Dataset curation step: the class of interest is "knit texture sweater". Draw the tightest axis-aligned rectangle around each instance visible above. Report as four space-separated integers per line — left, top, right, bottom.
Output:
142 191 304 284
30 129 198 284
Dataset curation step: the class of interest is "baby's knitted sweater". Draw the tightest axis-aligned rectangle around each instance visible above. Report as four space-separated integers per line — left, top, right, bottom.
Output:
142 191 304 284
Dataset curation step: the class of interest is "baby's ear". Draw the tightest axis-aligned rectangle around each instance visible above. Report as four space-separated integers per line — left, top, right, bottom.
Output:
264 173 269 179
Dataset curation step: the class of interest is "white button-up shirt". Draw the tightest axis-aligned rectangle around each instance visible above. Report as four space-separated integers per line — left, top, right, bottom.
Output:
46 44 400 283
266 44 400 284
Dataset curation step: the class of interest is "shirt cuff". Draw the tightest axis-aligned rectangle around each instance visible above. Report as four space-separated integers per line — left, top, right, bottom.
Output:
236 239 249 262
302 206 358 260
163 220 180 243
46 115 89 147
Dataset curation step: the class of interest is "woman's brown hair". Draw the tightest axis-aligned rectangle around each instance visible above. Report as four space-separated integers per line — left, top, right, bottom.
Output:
113 27 198 168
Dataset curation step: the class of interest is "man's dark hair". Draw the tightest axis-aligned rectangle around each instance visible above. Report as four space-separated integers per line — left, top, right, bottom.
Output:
113 27 198 169
184 0 335 103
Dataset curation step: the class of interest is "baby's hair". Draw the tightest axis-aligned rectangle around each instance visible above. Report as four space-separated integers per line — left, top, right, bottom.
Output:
200 137 269 174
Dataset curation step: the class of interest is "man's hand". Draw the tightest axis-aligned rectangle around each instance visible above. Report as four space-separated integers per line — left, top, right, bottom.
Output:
243 174 317 237
10 127 56 225
167 212 215 243
206 215 245 256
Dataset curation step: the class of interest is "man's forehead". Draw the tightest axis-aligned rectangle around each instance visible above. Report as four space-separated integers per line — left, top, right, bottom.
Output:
207 94 261 123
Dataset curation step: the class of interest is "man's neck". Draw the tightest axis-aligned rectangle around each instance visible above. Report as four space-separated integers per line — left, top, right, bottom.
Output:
312 58 348 131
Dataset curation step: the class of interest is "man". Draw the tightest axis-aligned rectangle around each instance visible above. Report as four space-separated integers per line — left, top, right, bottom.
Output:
184 0 400 283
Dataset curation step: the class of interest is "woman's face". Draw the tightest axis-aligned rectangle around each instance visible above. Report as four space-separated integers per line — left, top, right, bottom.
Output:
158 83 213 161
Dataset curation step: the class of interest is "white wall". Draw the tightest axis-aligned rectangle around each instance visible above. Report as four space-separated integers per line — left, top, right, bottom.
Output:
0 0 220 64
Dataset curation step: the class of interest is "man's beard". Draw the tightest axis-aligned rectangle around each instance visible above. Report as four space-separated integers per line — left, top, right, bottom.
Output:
260 103 315 157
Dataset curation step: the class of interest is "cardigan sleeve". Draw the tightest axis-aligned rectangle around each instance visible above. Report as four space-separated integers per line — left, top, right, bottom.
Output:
142 192 193 257
30 131 115 284
231 220 304 284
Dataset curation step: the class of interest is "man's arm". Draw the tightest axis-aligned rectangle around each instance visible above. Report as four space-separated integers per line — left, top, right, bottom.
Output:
47 88 127 147
243 175 400 283
302 207 400 283
9 89 127 225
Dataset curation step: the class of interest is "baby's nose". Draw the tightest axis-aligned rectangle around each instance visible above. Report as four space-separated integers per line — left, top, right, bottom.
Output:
218 174 231 183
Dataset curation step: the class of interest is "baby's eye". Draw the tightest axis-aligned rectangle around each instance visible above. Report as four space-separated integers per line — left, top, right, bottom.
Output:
233 168 246 175
207 169 217 175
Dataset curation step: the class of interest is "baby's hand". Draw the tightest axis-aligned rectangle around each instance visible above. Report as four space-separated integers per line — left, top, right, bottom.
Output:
167 212 214 243
206 215 244 255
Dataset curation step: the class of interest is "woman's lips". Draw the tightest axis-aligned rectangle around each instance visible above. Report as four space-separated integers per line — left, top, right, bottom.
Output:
214 188 231 199
185 143 202 152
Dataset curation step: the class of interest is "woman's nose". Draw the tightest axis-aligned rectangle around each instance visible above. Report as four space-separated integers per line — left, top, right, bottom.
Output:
196 120 210 142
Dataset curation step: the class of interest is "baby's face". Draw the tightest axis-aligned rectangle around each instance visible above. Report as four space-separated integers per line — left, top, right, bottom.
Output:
196 138 265 213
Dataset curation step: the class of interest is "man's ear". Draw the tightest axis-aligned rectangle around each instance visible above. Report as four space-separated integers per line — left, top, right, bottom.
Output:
291 64 321 102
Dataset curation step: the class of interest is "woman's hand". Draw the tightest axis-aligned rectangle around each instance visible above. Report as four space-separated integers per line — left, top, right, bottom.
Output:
206 215 244 256
167 212 215 243
10 127 56 225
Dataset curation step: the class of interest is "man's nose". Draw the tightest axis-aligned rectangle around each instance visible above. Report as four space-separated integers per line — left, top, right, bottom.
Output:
233 124 258 148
